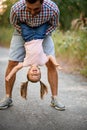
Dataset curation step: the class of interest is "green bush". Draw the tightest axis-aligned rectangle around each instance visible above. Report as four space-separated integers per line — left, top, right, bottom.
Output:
0 26 13 47
52 29 87 77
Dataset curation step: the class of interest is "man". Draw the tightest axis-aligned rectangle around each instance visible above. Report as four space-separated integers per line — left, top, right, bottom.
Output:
0 0 65 110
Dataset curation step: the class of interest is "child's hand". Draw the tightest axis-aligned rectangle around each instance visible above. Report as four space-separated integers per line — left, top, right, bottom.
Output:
55 64 63 70
58 65 63 70
5 76 10 81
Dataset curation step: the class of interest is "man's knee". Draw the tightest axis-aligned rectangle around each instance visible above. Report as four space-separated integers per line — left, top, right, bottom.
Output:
46 60 56 70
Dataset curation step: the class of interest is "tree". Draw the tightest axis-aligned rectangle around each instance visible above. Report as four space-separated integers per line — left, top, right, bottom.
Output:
53 0 87 30
0 0 17 27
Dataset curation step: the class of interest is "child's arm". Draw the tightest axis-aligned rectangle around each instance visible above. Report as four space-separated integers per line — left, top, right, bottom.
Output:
6 62 23 81
47 55 59 66
47 55 62 69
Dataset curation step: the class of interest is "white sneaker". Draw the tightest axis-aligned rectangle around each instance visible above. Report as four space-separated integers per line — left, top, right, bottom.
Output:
0 97 13 110
51 97 65 111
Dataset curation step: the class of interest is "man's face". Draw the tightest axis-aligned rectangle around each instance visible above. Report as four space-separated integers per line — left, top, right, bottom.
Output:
26 1 42 16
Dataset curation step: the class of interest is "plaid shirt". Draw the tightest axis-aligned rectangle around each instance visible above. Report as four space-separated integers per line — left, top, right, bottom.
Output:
10 0 59 35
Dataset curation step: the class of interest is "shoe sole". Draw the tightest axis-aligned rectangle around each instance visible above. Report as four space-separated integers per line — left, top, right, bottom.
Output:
50 104 65 111
0 103 13 110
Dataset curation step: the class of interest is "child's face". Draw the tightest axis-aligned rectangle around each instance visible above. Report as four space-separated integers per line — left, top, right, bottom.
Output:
27 65 41 82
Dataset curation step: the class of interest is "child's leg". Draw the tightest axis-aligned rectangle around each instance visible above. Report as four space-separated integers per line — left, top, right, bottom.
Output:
6 62 23 81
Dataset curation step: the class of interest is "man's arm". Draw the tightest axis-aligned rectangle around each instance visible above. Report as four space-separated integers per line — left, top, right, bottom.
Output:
10 6 21 33
46 4 59 35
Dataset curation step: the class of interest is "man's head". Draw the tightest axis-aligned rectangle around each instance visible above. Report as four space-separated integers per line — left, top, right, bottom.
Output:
25 0 44 16
25 0 44 4
27 65 41 82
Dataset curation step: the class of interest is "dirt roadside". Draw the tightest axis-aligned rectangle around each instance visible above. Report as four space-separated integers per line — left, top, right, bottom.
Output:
57 56 87 82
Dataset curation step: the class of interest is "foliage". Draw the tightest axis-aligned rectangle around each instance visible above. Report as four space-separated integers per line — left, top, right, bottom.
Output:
80 66 87 77
52 29 87 77
53 0 87 30
0 26 13 47
0 0 17 27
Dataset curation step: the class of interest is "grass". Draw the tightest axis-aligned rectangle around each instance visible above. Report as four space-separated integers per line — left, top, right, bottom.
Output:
52 29 87 77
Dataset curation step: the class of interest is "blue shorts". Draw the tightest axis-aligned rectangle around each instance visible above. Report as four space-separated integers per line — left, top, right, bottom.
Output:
9 30 55 62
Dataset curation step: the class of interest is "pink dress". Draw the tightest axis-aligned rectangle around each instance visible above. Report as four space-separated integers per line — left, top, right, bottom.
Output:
23 39 48 67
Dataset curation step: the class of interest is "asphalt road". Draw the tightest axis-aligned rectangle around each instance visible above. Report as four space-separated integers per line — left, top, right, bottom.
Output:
0 47 87 130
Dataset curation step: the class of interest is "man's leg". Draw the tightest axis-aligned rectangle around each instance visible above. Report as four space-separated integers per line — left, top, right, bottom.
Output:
46 60 58 96
0 30 25 109
42 35 58 96
6 30 25 97
43 35 65 111
46 61 65 111
0 61 18 110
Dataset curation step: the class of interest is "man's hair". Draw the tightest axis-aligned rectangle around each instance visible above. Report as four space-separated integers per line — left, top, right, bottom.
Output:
25 0 44 4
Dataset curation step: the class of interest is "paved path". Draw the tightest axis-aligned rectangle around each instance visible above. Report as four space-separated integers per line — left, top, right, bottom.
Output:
0 47 87 130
